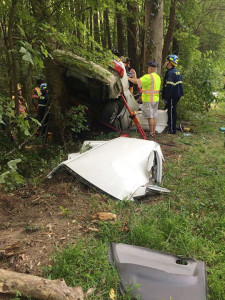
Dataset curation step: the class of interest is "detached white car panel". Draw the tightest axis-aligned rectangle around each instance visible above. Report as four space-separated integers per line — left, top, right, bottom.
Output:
132 109 168 133
48 137 169 201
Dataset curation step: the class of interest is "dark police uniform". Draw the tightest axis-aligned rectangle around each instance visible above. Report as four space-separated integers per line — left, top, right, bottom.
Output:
162 68 183 134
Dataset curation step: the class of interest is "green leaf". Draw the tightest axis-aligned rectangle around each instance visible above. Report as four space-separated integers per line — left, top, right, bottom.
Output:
22 52 34 65
7 159 22 172
20 47 34 65
0 171 10 184
19 47 27 54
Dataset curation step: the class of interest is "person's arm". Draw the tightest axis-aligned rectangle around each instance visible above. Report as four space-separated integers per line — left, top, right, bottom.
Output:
128 77 138 84
130 68 137 79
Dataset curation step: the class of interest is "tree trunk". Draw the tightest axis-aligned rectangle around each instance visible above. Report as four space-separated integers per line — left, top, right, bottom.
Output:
161 0 176 72
0 268 83 300
127 0 138 71
100 12 106 48
115 0 124 56
90 8 93 50
8 0 19 115
30 0 48 21
93 11 100 44
45 57 69 144
0 18 13 99
144 0 164 75
104 8 112 49
139 0 145 76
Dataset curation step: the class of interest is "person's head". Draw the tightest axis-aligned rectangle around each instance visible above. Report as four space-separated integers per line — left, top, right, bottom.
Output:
166 54 178 69
126 58 131 68
121 56 129 67
17 83 22 95
146 61 157 73
40 83 48 94
112 48 120 57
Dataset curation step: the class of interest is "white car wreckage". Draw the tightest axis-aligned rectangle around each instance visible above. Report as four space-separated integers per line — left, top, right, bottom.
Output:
46 50 168 133
48 137 170 201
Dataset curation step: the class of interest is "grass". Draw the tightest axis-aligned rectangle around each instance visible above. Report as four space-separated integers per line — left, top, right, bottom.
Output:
45 105 225 299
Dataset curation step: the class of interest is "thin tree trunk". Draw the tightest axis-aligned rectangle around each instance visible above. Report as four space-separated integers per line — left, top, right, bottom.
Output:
127 0 138 71
104 8 112 49
161 0 176 72
81 11 85 45
1 19 13 98
90 8 93 50
8 0 19 115
93 12 100 44
139 0 145 75
144 0 164 75
115 0 124 56
100 12 106 48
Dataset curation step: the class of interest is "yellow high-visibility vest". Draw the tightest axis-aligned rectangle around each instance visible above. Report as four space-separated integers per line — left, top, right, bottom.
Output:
138 73 161 102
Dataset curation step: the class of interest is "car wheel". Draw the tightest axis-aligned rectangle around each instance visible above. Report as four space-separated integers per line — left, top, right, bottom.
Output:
102 102 119 124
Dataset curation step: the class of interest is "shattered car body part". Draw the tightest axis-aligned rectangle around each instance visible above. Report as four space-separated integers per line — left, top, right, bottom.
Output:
131 109 168 133
48 137 169 201
108 243 208 300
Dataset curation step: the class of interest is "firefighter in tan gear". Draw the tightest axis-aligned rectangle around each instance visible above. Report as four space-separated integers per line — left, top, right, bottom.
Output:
128 61 161 138
12 83 28 118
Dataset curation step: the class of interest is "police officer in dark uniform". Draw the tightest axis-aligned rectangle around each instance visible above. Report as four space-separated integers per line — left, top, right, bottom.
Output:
162 55 183 134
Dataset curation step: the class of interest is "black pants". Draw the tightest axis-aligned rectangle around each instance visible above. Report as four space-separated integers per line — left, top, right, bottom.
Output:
38 106 49 136
167 98 180 134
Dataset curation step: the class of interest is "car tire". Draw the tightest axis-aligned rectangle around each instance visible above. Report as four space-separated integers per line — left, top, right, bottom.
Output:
101 101 120 125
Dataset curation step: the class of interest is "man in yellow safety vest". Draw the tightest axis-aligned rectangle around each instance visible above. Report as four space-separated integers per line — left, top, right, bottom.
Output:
128 61 161 138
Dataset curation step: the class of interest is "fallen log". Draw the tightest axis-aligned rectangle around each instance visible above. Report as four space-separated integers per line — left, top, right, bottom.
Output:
0 269 83 300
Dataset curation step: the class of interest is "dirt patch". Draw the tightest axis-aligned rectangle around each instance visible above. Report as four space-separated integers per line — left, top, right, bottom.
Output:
0 173 109 278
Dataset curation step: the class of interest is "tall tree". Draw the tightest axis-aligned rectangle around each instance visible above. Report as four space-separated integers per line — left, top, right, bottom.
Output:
8 0 19 114
115 0 124 56
127 0 138 71
161 0 176 72
144 0 164 74
93 11 100 44
104 8 112 49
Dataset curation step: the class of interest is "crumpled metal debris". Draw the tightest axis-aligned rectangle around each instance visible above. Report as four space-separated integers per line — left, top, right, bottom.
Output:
48 137 170 201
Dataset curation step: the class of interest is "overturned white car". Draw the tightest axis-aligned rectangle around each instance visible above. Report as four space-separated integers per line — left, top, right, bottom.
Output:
46 50 138 131
48 137 170 201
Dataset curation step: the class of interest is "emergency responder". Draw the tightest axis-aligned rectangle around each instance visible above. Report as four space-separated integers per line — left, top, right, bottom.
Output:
12 84 28 118
32 78 44 114
162 54 183 134
128 61 161 137
38 83 48 136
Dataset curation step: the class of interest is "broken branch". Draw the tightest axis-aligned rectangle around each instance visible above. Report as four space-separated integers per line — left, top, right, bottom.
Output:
0 269 83 300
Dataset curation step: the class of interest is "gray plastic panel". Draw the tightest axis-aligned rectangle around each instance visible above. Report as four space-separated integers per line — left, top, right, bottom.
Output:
108 243 208 300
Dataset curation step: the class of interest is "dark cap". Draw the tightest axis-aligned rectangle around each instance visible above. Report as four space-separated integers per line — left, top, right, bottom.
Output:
146 61 157 68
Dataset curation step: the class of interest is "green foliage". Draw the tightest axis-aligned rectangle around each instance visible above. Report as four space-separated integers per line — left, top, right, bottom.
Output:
25 224 39 233
59 205 73 217
179 51 222 118
45 238 122 299
0 94 40 140
0 159 24 189
176 32 201 68
64 105 89 140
